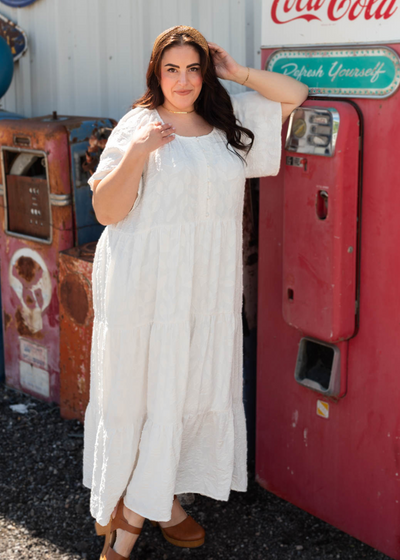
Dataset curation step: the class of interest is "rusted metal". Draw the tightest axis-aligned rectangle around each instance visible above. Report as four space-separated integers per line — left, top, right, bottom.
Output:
0 186 73 401
0 109 26 384
59 241 97 422
0 119 73 198
60 274 89 326
0 114 113 403
0 115 116 245
14 255 39 282
3 312 11 329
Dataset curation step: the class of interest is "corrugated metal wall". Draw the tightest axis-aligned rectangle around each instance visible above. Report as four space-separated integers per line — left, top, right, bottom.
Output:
0 0 262 120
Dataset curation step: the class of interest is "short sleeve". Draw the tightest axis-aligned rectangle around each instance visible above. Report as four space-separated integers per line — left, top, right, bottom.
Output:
230 91 282 179
88 107 150 214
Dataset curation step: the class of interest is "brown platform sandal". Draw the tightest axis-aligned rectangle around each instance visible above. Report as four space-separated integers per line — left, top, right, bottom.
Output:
149 496 205 548
95 496 143 560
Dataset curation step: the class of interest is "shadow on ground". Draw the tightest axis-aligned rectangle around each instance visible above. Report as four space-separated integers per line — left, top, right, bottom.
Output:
0 383 391 560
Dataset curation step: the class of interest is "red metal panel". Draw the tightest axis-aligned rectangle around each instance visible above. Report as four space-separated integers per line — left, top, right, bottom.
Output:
256 44 400 560
59 242 96 422
282 101 359 342
0 206 73 403
0 117 75 404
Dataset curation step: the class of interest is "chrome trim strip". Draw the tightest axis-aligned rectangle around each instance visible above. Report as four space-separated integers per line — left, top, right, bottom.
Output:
49 193 71 206
2 231 53 245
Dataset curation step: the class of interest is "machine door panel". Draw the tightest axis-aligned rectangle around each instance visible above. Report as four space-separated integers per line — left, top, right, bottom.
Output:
282 100 360 343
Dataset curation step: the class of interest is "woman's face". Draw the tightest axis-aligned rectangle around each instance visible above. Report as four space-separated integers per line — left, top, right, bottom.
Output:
159 45 203 111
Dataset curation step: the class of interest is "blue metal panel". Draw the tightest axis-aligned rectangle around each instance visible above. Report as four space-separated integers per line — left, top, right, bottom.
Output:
68 118 115 246
0 109 25 120
0 36 13 98
0 0 38 7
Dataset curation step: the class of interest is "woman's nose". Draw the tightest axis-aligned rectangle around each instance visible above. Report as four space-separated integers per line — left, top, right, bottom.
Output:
178 71 188 85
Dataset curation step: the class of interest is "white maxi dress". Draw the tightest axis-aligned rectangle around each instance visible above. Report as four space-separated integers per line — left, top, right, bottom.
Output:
82 91 282 525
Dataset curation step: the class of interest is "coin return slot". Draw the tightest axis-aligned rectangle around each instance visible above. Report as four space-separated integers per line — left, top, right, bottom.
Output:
288 288 294 301
294 338 341 396
316 190 328 220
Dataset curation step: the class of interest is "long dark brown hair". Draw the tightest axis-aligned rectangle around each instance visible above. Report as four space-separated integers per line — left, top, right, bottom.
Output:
132 27 254 163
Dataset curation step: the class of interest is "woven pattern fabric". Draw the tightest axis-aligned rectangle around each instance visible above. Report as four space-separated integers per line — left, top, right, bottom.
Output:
83 91 282 525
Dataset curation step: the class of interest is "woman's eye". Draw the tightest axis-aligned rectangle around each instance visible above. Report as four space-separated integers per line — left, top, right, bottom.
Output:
190 67 199 72
167 68 177 73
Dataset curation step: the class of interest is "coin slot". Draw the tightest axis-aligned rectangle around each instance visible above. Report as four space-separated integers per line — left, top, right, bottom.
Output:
288 288 294 301
316 190 328 220
13 136 31 147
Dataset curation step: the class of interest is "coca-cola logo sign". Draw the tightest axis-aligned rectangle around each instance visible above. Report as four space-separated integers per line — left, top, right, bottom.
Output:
271 0 398 23
262 0 400 45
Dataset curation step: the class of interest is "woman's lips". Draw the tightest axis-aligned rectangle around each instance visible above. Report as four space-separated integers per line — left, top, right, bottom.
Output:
174 90 192 95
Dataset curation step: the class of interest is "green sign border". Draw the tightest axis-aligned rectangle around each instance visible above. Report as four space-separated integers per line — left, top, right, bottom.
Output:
266 47 400 99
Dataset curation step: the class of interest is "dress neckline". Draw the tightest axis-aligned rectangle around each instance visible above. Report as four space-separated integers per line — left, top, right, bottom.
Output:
153 108 216 140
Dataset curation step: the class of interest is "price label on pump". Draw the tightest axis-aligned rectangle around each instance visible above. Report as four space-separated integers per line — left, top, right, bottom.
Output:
317 400 330 419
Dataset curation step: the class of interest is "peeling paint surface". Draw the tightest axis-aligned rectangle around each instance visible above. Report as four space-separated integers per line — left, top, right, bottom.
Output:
9 248 52 333
59 242 96 422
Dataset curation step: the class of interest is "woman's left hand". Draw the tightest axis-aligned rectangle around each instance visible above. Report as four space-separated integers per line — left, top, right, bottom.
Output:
208 42 243 82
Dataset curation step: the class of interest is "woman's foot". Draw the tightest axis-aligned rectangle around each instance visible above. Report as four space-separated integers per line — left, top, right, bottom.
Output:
111 502 145 557
159 495 188 528
150 495 205 548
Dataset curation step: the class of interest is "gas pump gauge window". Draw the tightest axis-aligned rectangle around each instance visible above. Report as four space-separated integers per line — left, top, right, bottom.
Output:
286 108 340 157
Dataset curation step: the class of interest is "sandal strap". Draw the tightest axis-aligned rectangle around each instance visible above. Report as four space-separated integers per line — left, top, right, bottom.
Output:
111 497 143 535
106 546 129 560
113 517 142 535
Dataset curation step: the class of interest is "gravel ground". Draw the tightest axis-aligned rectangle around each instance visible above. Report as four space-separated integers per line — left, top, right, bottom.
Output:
0 382 391 560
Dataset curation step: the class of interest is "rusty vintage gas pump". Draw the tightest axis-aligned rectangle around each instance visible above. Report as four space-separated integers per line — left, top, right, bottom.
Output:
0 114 115 404
256 2 400 558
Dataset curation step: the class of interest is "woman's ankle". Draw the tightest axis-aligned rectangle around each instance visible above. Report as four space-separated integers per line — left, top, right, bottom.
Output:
113 528 140 557
112 503 145 556
122 503 145 527
159 496 188 528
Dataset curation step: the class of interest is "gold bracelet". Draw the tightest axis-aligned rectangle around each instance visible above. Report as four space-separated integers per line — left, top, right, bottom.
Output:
241 66 250 86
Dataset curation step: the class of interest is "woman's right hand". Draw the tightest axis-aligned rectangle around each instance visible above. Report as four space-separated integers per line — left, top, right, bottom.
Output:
127 121 175 156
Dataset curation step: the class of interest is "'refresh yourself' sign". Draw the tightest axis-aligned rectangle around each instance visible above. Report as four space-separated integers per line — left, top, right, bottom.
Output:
266 47 400 97
262 0 400 46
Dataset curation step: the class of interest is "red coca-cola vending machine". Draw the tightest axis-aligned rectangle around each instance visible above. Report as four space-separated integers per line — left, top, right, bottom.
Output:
257 1 400 558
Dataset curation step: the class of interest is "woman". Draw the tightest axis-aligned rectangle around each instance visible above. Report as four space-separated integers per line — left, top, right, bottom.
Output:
83 25 308 560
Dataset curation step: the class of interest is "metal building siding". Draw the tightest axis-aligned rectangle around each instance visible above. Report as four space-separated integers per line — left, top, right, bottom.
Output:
0 0 259 121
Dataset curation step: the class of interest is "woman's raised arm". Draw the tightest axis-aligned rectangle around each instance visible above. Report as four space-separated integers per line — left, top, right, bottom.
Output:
208 42 309 124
